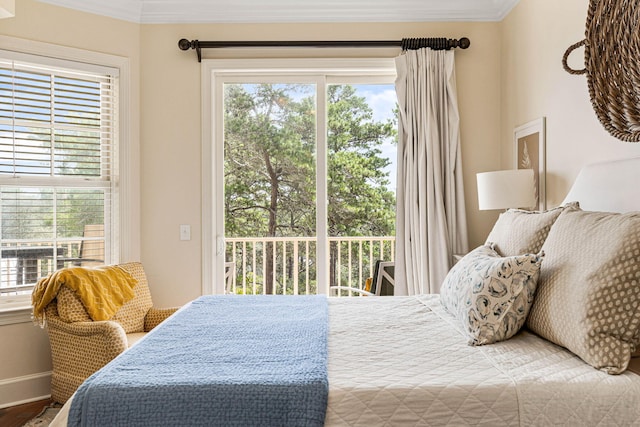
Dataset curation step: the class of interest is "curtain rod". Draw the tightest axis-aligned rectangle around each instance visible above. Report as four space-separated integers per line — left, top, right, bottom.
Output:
178 37 470 62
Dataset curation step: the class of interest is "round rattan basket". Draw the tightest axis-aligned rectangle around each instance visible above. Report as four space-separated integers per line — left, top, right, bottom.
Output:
563 0 640 142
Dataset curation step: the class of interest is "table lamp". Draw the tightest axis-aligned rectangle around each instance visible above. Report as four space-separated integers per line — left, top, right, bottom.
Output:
476 169 536 210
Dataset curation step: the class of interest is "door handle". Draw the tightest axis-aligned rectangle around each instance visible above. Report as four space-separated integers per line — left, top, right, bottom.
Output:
216 236 225 256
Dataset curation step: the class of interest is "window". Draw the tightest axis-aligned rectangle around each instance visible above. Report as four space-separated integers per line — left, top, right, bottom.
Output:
202 58 398 295
0 48 121 315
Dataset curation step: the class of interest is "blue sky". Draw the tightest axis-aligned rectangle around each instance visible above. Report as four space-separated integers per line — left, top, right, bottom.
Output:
353 84 398 192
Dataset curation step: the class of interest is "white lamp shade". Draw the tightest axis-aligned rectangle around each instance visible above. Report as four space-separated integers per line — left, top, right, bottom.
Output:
0 0 14 18
477 169 536 210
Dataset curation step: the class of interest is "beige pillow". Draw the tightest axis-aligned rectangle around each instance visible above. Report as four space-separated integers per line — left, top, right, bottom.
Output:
486 202 578 256
440 244 544 346
526 209 640 374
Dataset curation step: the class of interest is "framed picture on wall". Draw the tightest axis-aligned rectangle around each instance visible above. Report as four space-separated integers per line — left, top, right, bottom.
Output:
514 117 546 211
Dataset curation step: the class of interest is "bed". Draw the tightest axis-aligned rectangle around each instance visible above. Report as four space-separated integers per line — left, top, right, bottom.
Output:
52 156 640 426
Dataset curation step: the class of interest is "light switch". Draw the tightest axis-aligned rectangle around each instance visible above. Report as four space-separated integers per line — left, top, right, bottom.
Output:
180 224 191 241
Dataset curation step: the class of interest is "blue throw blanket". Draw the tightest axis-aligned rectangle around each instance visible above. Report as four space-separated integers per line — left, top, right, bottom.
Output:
68 295 329 427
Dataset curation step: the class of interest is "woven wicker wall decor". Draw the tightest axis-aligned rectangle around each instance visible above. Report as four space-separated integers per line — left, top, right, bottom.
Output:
562 0 640 142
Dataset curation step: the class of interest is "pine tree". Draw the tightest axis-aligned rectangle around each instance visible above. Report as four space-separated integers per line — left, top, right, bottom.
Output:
223 83 396 293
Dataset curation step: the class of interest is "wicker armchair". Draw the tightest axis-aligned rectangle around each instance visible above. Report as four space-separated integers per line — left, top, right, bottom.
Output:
43 262 179 403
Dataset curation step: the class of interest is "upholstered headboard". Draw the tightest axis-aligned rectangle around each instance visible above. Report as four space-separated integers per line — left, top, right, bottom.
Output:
562 156 640 213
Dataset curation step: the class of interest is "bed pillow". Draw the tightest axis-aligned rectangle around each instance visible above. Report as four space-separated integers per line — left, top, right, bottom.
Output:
526 209 640 374
486 202 579 256
440 244 544 346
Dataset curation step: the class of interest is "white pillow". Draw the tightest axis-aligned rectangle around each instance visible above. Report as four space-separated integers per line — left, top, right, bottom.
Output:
486 202 578 256
441 244 544 346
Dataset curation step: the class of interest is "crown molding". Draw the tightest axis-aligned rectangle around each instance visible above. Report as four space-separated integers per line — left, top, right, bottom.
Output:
494 0 521 21
38 0 142 23
37 0 521 24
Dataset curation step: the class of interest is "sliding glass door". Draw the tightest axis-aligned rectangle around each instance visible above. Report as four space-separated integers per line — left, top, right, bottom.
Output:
208 60 397 295
223 82 318 295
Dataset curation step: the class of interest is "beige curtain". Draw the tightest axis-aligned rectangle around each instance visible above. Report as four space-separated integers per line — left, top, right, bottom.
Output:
394 48 469 295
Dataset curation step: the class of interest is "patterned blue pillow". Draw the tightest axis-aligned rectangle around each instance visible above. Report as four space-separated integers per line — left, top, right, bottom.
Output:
441 244 544 345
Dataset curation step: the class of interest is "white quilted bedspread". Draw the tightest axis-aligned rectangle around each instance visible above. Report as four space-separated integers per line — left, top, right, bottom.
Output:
326 295 640 426
52 295 640 427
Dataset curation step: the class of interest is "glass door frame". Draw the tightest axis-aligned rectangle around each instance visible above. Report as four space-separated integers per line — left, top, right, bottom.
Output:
201 58 396 295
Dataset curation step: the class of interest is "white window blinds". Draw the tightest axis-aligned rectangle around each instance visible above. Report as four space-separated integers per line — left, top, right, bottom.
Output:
0 52 118 296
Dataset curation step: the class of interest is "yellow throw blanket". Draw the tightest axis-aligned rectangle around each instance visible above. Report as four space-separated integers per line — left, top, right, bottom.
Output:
32 265 137 326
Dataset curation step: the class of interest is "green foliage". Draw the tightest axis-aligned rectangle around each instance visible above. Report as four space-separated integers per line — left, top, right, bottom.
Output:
327 84 396 236
224 84 316 238
224 83 397 239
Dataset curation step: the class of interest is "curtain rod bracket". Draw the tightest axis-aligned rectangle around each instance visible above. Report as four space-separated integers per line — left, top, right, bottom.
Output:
178 37 470 62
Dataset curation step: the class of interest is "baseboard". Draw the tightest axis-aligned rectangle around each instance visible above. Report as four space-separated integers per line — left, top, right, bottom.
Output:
0 371 51 408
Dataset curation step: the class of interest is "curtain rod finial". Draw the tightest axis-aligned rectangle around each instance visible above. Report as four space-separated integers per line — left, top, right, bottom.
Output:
458 37 470 49
178 39 194 51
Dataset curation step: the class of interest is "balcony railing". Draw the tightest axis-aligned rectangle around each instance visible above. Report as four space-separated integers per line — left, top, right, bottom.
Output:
0 237 395 297
0 240 103 296
226 236 395 295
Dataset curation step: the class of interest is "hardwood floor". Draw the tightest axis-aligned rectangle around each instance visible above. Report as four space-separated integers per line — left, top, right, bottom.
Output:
0 398 53 427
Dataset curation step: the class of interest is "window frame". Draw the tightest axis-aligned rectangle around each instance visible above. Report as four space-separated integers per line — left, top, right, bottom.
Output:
201 58 396 296
0 36 137 324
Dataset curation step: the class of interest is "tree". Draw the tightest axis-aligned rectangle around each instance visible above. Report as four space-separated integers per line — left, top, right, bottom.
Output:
224 83 396 293
327 84 396 237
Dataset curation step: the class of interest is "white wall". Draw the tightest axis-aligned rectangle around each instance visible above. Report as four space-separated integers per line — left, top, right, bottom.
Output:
500 0 640 206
